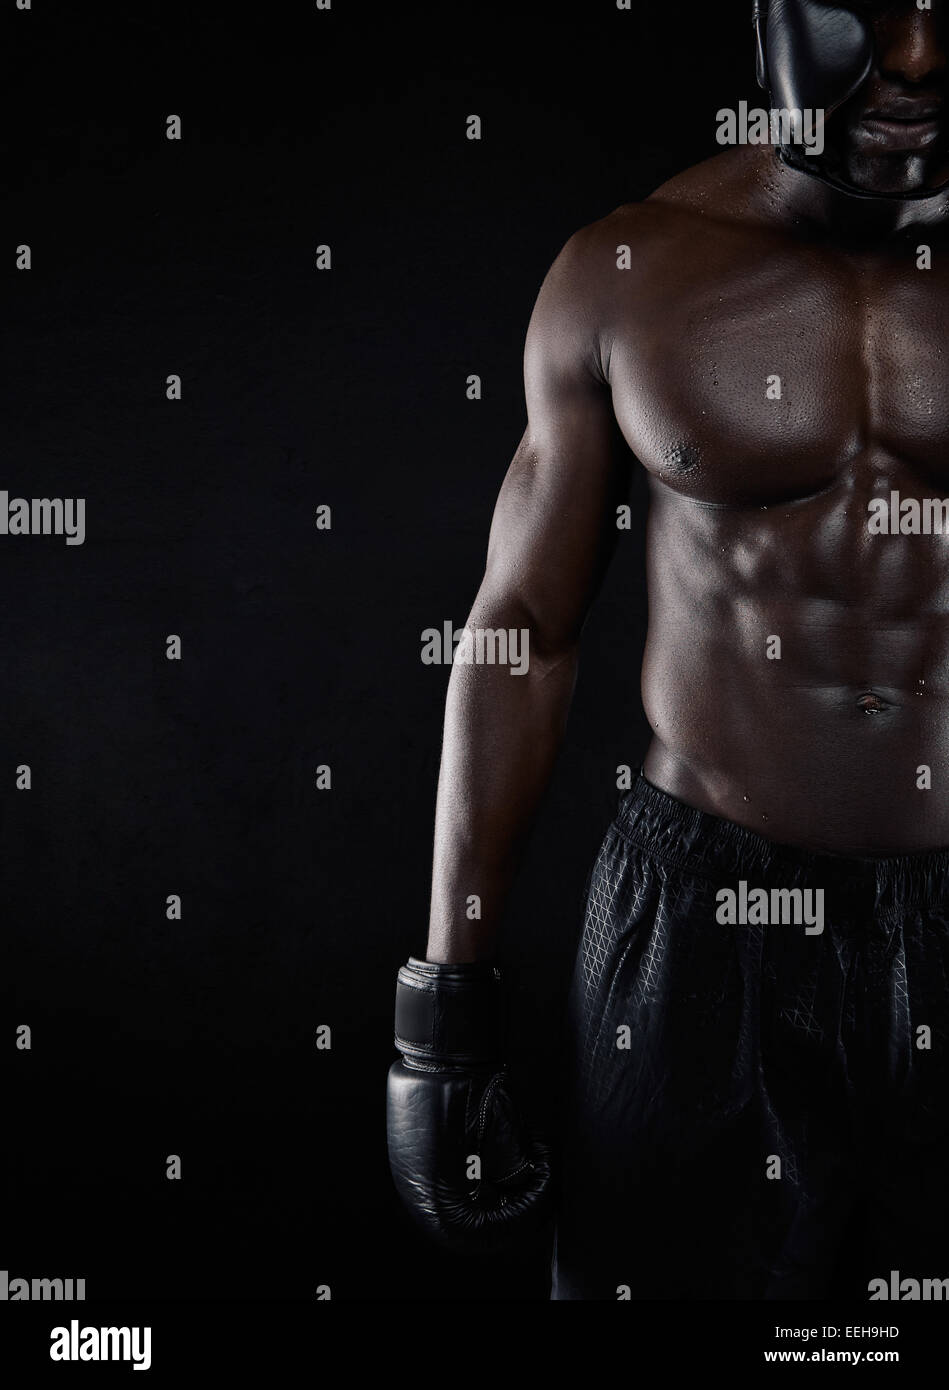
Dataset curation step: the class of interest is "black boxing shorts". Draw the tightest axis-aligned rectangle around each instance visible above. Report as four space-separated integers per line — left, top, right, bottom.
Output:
551 773 949 1300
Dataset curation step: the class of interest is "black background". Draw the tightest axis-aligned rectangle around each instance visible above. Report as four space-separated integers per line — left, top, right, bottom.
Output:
6 1 756 1302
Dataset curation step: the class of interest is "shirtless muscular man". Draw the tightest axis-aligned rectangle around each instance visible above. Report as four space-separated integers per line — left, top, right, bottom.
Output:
387 0 949 1300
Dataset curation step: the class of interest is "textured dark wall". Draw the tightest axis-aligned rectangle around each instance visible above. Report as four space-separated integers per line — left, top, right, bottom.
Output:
6 0 753 1302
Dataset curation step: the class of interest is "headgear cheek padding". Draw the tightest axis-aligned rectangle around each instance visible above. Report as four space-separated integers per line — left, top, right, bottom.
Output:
755 0 874 116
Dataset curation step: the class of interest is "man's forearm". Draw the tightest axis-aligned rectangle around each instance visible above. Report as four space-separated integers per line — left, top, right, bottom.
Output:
426 617 579 962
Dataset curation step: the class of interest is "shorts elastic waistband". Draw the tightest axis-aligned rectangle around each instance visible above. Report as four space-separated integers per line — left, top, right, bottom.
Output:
615 772 949 914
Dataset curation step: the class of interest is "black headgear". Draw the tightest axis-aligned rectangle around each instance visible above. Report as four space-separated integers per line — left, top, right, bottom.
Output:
753 0 949 199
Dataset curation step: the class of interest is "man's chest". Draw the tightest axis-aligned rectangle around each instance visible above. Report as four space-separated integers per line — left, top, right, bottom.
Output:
606 245 949 506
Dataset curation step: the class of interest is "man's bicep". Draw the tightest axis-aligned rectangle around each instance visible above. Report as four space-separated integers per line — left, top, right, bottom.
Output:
479 271 630 659
472 228 632 657
480 408 629 657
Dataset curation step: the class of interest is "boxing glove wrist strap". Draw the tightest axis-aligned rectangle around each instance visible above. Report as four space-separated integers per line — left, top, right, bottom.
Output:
394 956 504 1068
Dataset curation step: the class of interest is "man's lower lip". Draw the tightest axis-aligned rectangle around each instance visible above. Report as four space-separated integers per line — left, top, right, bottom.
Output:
861 116 940 134
858 116 941 147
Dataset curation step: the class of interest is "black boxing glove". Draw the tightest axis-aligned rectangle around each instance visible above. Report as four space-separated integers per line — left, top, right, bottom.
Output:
386 956 553 1254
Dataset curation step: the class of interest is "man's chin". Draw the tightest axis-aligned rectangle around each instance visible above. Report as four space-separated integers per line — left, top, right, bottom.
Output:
809 150 949 198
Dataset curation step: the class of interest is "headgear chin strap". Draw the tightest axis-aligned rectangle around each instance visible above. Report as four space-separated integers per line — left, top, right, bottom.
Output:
753 0 949 201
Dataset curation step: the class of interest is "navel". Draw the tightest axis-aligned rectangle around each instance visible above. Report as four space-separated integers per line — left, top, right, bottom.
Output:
856 691 891 714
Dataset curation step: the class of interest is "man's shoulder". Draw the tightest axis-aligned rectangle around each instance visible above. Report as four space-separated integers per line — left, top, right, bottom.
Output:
531 148 777 353
645 145 768 219
559 147 773 276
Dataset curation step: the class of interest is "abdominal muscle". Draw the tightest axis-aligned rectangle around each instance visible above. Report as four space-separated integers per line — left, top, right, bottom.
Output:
642 703 949 855
639 519 949 855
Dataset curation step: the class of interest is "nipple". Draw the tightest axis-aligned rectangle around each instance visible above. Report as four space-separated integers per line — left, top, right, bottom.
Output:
662 441 700 474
